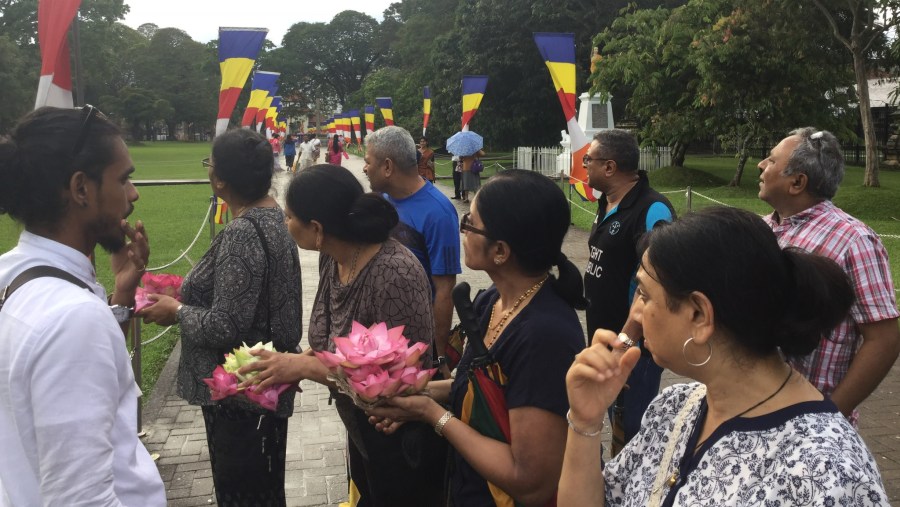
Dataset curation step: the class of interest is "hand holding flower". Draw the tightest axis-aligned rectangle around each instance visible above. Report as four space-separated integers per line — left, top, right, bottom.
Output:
366 395 444 434
314 321 437 408
238 349 309 391
138 294 181 325
202 342 298 411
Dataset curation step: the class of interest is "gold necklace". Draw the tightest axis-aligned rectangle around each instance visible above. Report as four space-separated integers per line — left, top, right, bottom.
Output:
485 276 549 348
343 246 362 285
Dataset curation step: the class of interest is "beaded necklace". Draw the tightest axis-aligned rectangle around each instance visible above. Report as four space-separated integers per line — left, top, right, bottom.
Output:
485 275 549 349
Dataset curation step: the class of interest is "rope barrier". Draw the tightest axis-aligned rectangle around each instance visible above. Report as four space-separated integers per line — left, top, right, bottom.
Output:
139 326 174 349
146 202 211 272
689 191 733 208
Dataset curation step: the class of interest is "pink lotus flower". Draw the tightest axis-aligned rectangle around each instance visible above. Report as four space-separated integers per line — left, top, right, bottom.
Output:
244 383 292 411
202 366 239 400
348 369 397 402
317 321 437 406
332 322 409 368
134 273 184 312
393 366 437 394
202 343 293 411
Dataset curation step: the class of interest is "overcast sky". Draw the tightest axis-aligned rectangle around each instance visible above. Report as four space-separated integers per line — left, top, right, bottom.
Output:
121 0 396 46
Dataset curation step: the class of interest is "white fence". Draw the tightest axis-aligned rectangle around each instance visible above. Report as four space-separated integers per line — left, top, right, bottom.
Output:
514 145 672 176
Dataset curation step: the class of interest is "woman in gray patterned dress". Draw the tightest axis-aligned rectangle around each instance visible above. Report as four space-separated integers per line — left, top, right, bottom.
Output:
560 207 887 506
141 128 302 506
242 164 447 506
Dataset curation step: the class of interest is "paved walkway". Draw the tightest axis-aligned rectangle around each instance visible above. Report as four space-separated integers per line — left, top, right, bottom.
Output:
141 155 900 505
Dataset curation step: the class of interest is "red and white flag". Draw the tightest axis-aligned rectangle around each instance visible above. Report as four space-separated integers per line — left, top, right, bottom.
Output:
34 0 82 109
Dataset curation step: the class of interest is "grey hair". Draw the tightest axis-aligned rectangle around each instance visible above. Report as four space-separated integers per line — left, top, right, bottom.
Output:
365 126 418 174
785 127 844 200
593 129 639 172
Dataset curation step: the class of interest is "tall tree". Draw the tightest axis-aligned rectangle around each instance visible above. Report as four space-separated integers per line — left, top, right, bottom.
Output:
809 0 900 187
131 28 218 138
590 0 855 184
273 11 390 106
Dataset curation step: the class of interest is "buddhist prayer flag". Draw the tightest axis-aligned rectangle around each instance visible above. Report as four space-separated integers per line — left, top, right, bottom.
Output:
265 96 282 133
256 94 275 134
214 197 228 224
341 113 352 142
534 32 597 202
241 71 279 128
364 106 375 136
461 75 488 131
216 27 267 136
34 0 81 109
422 86 431 136
375 97 394 126
349 110 362 146
328 116 336 134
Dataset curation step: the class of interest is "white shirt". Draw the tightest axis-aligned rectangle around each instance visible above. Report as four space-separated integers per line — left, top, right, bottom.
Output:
0 231 166 507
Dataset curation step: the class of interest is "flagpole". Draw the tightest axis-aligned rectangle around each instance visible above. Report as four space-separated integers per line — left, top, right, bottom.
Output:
71 9 85 107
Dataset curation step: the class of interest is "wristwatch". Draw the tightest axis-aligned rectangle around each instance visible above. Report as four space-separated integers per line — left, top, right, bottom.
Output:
109 305 134 324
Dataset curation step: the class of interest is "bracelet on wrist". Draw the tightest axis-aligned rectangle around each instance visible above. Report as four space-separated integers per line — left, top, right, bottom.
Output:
566 409 602 437
175 303 184 322
434 410 454 437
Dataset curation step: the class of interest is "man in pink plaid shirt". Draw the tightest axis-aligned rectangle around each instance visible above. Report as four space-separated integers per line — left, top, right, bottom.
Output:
758 127 899 425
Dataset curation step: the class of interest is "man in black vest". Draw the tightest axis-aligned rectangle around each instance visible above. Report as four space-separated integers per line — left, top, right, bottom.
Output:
582 129 675 452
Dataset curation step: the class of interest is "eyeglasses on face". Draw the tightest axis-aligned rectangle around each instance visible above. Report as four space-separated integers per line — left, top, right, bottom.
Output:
460 212 491 238
72 104 106 155
202 157 214 170
582 154 612 165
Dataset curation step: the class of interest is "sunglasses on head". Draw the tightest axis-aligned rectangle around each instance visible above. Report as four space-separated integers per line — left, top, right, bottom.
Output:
72 104 107 155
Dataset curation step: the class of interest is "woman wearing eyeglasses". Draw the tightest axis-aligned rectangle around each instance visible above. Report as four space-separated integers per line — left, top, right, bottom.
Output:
141 128 302 506
367 169 587 506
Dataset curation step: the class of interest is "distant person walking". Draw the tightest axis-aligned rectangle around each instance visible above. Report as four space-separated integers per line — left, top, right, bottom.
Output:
328 134 346 166
283 134 297 172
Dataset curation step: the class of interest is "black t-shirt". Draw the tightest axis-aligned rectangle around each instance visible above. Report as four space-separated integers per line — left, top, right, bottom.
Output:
583 171 675 335
447 284 585 506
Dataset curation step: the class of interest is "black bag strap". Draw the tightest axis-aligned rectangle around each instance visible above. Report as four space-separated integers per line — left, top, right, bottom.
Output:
1 265 93 312
239 215 273 338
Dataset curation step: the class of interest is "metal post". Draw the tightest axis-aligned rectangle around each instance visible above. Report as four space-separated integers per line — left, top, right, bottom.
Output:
131 317 143 435
209 195 216 243
686 185 693 212
71 11 85 107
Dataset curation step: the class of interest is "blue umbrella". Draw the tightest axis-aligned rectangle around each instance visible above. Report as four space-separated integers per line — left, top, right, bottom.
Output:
446 131 484 156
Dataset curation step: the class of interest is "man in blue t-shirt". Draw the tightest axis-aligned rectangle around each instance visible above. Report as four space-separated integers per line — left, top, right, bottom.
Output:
582 129 675 453
364 126 462 377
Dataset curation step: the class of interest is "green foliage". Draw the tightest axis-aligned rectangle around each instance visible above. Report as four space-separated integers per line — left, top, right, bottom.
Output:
0 34 38 131
590 0 857 185
130 28 218 138
269 10 390 106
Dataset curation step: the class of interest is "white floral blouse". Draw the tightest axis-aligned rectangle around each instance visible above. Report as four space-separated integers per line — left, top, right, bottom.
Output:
604 383 888 506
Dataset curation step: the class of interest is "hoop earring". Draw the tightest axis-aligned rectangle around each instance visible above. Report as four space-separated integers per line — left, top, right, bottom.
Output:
682 337 712 367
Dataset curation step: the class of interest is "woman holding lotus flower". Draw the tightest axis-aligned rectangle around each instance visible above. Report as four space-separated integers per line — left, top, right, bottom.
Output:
242 164 447 506
368 169 588 506
140 128 302 506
